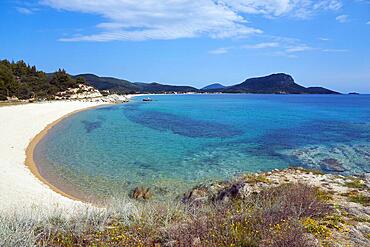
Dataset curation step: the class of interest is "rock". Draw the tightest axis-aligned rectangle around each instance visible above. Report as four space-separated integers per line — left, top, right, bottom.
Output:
214 182 248 202
192 237 201 245
356 223 370 236
347 226 370 246
320 158 346 172
164 240 177 247
363 173 370 188
182 186 209 204
132 186 152 200
343 202 369 220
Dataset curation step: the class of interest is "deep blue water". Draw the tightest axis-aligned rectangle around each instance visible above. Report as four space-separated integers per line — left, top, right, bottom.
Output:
35 94 370 201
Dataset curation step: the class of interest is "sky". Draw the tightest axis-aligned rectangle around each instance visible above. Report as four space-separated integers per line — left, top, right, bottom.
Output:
1 0 369 93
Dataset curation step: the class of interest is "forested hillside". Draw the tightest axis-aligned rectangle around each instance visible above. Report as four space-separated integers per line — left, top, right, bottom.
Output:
0 60 84 100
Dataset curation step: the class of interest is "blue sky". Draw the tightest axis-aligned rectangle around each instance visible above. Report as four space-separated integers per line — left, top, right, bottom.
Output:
1 0 369 93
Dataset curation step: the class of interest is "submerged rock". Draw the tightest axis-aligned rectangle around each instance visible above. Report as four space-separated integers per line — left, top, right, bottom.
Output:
320 158 346 172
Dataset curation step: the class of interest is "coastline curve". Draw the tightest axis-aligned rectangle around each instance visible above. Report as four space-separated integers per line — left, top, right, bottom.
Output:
24 103 111 204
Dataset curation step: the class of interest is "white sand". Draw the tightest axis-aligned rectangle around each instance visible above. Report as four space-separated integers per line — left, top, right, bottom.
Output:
0 101 107 213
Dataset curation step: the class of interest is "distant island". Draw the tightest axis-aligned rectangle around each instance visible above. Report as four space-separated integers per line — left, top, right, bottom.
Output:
0 59 340 102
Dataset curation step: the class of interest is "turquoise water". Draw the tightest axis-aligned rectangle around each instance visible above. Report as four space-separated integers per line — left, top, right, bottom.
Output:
35 94 370 201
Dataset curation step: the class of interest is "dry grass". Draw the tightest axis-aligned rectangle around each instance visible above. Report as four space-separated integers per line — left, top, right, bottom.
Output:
0 183 331 247
0 183 340 246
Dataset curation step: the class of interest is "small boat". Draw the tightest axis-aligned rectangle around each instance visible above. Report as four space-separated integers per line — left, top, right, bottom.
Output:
143 97 153 102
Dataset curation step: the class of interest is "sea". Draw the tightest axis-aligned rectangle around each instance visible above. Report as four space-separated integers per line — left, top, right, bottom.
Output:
34 94 370 201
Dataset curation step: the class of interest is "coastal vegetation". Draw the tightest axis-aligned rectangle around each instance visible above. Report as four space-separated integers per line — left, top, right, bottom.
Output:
0 59 83 101
1 168 369 247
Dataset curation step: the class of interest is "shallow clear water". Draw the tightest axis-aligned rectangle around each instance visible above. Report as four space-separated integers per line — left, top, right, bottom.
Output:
35 94 370 201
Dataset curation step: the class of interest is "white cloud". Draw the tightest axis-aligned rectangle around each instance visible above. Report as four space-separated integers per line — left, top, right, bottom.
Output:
336 15 349 23
264 36 313 53
319 37 330 41
322 48 348 52
367 21 370 25
226 0 342 18
40 0 343 42
16 7 34 15
209 47 230 54
242 35 314 57
243 42 279 49
286 45 313 53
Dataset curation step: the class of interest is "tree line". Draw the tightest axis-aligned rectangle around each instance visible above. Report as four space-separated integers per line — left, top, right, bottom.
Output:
0 59 85 101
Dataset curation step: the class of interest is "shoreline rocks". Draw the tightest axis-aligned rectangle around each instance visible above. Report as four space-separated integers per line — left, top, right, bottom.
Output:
182 168 370 246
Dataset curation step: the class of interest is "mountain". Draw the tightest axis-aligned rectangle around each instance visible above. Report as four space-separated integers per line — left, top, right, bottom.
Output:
204 73 340 94
134 82 198 93
77 72 339 95
201 83 226 90
1 59 340 102
76 74 199 94
76 74 140 94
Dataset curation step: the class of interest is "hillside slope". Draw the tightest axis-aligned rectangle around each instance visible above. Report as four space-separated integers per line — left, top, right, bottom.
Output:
76 74 140 94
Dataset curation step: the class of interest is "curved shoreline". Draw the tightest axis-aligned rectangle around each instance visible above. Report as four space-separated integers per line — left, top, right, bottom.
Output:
25 104 110 204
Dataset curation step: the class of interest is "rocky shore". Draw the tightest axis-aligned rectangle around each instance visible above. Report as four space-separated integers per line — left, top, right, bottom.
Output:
182 168 370 246
79 94 130 103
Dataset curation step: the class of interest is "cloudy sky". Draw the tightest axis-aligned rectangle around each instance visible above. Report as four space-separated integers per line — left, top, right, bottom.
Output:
1 0 370 92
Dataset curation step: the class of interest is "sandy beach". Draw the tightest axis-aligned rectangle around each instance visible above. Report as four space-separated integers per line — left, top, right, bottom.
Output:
0 101 108 213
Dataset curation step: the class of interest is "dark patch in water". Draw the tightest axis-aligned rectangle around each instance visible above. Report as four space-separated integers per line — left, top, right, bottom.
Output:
96 115 106 122
259 120 370 149
246 119 370 174
133 160 159 172
124 108 242 138
81 120 102 133
124 110 243 138
193 119 370 173
95 105 121 111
